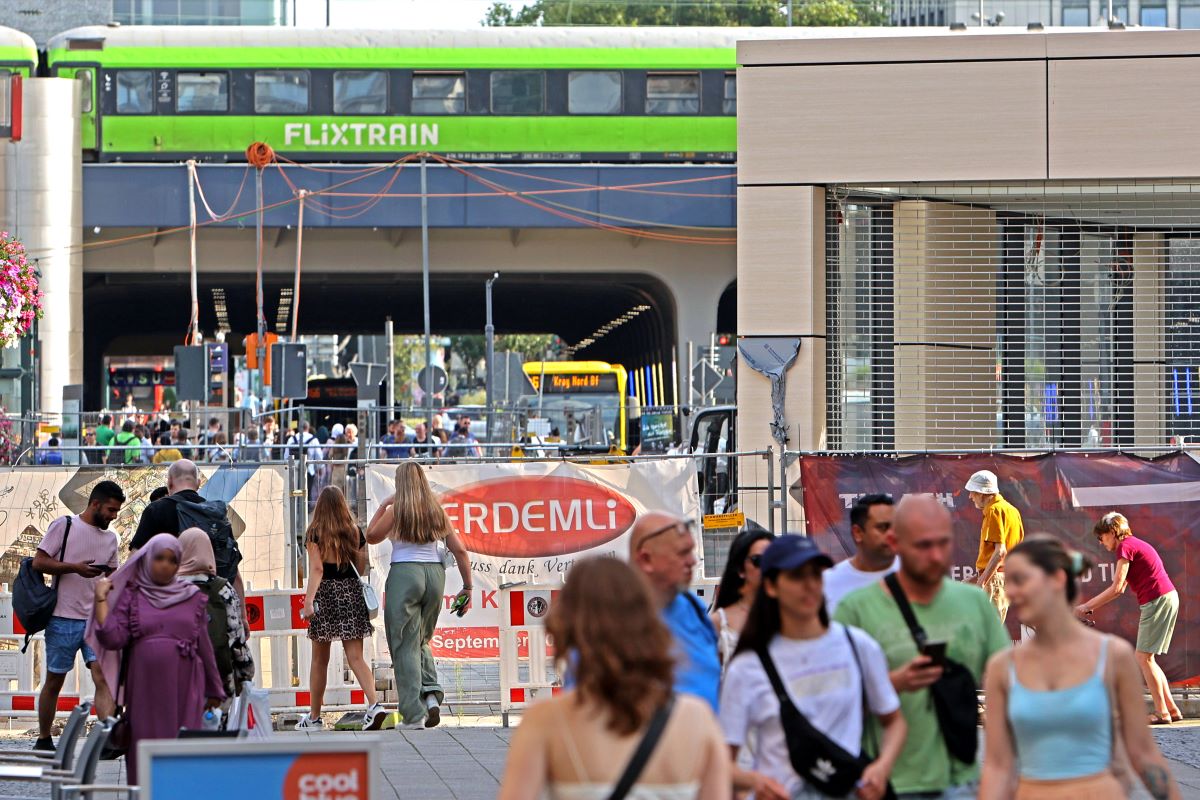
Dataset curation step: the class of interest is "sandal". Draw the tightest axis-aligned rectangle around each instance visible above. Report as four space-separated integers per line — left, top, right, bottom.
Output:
1170 711 1185 722
1149 714 1173 725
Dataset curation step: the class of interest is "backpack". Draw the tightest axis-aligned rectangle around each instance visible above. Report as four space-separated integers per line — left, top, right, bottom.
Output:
170 496 242 581
13 517 71 653
198 577 234 689
114 431 140 465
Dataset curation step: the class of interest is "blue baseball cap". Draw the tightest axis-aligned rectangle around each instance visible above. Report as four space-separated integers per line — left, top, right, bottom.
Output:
760 534 834 574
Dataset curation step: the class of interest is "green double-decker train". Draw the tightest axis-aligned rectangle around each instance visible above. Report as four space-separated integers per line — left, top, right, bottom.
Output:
41 26 808 163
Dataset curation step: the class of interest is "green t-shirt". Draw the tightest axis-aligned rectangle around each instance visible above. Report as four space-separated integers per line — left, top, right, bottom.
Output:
833 578 1010 794
95 425 115 448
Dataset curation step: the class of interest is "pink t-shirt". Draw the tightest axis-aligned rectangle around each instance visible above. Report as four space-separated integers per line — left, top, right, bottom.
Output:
1116 535 1175 606
37 515 119 620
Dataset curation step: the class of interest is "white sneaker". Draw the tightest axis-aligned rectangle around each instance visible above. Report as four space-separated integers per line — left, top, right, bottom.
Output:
361 703 387 732
397 716 427 730
294 713 322 730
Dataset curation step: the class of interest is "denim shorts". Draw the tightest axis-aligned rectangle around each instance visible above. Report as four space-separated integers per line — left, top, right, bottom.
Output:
45 616 97 674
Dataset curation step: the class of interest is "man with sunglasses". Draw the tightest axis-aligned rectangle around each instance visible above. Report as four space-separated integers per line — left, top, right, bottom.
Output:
630 511 721 712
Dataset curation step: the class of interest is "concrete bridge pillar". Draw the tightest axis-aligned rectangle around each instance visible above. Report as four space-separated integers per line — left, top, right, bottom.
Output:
0 78 83 416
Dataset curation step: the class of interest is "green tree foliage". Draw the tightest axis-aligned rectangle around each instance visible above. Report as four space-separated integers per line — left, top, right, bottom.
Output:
483 0 889 26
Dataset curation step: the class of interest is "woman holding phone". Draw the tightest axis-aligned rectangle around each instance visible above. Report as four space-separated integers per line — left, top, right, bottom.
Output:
980 535 1180 800
719 535 906 800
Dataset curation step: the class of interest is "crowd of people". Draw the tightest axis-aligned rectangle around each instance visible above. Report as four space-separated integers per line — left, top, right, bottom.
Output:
27 457 1188 798
499 470 1185 800
56 412 484 469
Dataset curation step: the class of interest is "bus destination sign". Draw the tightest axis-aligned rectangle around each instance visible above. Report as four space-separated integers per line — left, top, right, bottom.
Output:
541 373 619 393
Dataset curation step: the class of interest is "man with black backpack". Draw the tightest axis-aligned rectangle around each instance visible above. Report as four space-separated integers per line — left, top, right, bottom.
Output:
30 481 124 751
835 494 1010 800
130 460 245 608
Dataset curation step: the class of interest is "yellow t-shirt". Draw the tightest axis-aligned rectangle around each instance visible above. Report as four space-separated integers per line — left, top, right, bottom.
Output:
976 493 1024 573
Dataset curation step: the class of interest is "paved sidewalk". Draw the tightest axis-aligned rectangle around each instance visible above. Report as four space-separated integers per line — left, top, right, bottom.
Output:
5 722 1200 799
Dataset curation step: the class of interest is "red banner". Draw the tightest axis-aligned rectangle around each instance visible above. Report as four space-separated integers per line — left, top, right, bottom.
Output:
796 452 1199 685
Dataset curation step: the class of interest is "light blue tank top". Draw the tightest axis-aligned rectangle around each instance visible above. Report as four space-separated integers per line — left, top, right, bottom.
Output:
1008 637 1111 781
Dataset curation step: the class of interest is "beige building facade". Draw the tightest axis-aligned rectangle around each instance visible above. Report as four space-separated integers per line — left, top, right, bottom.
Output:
737 28 1200 454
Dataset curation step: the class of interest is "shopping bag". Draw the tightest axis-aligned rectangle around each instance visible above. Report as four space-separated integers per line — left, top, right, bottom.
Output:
231 685 273 740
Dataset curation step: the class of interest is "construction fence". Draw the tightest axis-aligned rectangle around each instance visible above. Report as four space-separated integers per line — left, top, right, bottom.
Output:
0 446 1193 719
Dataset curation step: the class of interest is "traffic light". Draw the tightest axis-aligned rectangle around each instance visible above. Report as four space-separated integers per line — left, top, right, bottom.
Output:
244 332 280 381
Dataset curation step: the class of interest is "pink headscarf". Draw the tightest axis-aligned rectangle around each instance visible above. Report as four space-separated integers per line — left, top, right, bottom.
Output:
86 534 200 693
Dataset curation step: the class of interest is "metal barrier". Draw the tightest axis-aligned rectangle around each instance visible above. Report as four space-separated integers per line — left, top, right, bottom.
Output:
498 586 559 724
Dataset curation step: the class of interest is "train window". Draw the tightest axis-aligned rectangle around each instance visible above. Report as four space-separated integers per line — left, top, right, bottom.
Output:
490 71 544 115
723 73 736 115
177 72 228 113
78 69 94 114
646 72 700 115
334 70 387 114
255 70 309 114
568 71 621 115
412 73 465 115
116 70 153 114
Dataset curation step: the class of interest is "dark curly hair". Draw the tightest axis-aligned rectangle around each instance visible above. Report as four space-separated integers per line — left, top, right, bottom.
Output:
713 527 774 611
547 557 673 736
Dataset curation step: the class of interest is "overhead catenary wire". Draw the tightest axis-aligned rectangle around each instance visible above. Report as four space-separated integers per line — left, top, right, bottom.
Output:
29 152 734 258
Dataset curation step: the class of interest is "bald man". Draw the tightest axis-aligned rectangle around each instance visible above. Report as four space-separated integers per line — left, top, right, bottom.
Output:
834 495 1009 800
131 459 246 609
630 511 721 712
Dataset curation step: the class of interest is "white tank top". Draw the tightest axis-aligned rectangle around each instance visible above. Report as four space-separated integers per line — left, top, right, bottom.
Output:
390 539 441 563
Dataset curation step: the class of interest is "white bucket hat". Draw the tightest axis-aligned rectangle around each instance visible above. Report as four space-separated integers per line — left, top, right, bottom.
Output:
965 470 999 494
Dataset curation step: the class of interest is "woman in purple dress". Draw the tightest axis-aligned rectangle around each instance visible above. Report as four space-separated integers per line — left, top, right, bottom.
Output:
89 534 224 784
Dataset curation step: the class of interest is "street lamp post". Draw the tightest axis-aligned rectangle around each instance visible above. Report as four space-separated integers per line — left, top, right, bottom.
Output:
485 272 500 443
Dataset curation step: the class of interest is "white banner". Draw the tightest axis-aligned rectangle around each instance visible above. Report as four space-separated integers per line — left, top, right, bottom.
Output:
365 459 698 659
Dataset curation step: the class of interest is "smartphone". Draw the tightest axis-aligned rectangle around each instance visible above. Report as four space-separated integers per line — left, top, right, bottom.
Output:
922 640 948 667
89 563 114 575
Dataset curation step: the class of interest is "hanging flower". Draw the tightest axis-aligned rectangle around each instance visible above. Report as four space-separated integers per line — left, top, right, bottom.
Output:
0 233 41 349
0 411 16 465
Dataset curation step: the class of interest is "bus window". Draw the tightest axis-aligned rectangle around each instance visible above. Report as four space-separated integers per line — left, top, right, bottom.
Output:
116 70 153 114
412 72 466 115
255 70 308 114
177 72 228 113
334 70 387 114
723 73 736 115
646 72 699 115
568 71 621 115
491 70 544 115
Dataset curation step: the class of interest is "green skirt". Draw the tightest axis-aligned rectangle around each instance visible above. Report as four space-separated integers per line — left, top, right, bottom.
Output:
1136 590 1178 655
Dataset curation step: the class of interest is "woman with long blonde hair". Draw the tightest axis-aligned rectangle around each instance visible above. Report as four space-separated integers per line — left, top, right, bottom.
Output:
366 461 471 728
297 486 382 731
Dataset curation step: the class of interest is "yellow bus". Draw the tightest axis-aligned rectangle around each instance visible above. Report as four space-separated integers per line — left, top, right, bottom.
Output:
521 361 629 452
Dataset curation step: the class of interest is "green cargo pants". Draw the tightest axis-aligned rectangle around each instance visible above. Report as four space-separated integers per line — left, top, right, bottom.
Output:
384 562 446 724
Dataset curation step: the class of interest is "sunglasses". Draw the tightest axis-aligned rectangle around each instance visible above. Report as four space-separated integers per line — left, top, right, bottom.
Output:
639 519 694 547
748 554 762 567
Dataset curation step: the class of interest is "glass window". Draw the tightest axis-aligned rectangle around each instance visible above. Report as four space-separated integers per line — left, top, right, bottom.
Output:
0 72 10 129
1182 2 1200 26
490 71 544 115
1061 3 1089 24
1140 3 1167 24
176 72 228 112
333 70 387 114
116 70 153 114
254 70 308 114
411 73 465 115
78 69 94 113
646 73 699 115
567 71 621 114
1098 3 1128 22
723 73 736 115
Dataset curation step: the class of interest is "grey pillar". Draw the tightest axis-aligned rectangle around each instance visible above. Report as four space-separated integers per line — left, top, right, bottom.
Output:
0 78 82 415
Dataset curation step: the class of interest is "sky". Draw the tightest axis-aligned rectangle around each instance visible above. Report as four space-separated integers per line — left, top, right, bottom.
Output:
293 0 533 28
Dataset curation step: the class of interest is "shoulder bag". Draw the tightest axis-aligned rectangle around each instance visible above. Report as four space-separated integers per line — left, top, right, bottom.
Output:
883 573 978 764
349 559 380 621
100 646 132 760
756 630 870 797
606 694 676 800
13 517 72 653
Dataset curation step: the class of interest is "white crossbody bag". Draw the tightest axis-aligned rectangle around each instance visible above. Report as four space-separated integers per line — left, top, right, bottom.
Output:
350 559 381 620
